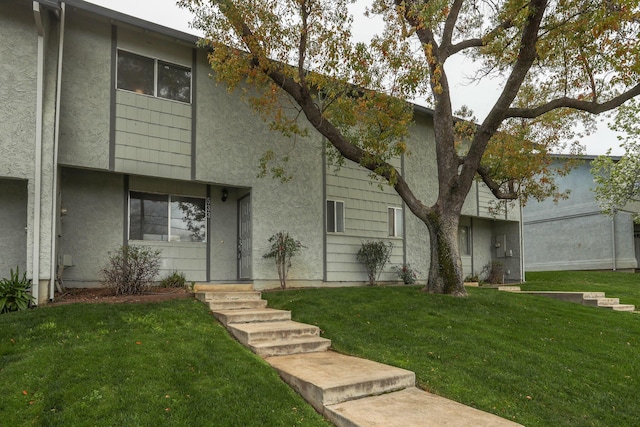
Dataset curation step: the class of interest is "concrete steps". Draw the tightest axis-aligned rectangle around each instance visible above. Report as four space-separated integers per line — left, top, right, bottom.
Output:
499 287 636 312
197 285 522 426
266 351 415 411
228 320 331 357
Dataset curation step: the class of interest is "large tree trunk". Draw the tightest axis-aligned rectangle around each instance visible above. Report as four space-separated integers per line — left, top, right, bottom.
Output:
423 209 467 296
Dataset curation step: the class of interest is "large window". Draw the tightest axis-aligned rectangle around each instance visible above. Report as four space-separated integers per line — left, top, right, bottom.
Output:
326 200 344 233
129 192 206 242
117 50 191 103
388 207 403 237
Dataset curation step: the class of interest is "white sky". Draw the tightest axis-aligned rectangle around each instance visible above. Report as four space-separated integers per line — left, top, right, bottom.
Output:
86 0 623 156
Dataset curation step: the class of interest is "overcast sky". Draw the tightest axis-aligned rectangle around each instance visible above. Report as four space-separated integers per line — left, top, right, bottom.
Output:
86 0 623 156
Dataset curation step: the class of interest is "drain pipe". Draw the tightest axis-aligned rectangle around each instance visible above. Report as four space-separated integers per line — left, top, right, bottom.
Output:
611 212 617 271
32 1 46 304
49 2 65 302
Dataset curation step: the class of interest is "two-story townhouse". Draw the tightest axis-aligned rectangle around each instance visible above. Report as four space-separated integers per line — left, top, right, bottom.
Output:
0 0 523 304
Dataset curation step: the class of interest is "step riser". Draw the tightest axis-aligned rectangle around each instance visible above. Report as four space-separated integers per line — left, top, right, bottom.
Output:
193 284 254 292
208 300 267 310
274 368 415 413
251 340 331 358
197 291 262 301
213 311 291 326
583 298 619 306
230 326 320 346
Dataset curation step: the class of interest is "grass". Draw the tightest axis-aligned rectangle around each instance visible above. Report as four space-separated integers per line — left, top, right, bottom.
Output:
263 271 640 426
0 299 330 426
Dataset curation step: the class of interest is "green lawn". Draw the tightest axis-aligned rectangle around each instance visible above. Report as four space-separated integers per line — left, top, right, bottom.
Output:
0 299 330 426
263 271 640 427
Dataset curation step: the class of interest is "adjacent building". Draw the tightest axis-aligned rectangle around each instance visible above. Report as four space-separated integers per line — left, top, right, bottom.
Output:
523 156 639 272
0 0 523 304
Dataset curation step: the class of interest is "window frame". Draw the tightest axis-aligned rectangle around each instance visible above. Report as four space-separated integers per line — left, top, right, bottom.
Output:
129 191 207 243
459 225 471 256
116 49 192 104
326 200 345 233
388 206 403 238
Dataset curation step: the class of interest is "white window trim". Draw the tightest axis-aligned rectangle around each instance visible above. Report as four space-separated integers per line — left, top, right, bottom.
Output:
388 206 403 238
326 199 345 233
116 49 192 104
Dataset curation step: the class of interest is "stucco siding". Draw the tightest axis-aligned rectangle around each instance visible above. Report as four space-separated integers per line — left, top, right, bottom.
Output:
59 168 124 286
0 0 37 180
195 50 324 285
59 8 111 169
0 179 28 280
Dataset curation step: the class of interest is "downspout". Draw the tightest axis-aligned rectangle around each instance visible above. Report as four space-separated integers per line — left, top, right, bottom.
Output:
520 201 525 283
612 212 617 271
49 1 65 301
32 1 45 304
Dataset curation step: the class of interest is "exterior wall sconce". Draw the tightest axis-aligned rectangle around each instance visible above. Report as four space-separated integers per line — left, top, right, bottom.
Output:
221 188 228 202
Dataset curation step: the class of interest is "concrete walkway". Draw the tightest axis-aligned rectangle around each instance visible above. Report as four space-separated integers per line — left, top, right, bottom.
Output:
195 284 522 427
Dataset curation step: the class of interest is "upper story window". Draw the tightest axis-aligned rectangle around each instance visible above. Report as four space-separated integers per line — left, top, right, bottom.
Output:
388 207 403 237
129 192 206 242
117 50 191 104
326 200 344 233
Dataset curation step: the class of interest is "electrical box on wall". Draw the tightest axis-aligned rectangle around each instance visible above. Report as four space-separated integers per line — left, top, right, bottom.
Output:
495 234 507 258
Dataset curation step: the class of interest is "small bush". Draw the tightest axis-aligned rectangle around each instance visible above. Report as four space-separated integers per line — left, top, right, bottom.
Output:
0 266 34 313
393 264 418 284
482 260 504 284
357 241 392 285
101 245 161 295
160 271 186 288
263 231 303 289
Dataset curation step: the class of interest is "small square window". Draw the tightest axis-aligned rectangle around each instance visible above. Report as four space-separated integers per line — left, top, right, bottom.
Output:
327 200 344 233
388 207 403 237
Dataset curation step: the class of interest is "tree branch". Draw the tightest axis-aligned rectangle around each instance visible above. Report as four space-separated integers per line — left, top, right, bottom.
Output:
506 84 640 118
477 166 519 200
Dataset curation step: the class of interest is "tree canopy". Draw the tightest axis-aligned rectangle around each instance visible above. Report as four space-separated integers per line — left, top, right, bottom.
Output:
180 0 640 295
592 99 640 221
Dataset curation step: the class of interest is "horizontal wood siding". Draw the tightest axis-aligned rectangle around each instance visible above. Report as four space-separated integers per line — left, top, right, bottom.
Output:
326 159 404 282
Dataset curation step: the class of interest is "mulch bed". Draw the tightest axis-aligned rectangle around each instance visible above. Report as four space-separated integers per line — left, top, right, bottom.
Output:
49 287 194 306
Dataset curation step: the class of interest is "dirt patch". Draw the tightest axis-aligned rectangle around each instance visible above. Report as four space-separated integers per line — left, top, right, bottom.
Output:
50 286 194 306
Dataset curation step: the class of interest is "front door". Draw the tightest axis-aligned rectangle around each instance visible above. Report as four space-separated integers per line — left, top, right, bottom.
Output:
238 195 252 280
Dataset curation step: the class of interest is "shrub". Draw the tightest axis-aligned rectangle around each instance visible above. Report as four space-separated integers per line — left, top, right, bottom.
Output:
393 264 418 284
0 267 34 313
357 241 392 285
160 271 186 288
482 260 505 284
263 231 304 289
101 245 161 295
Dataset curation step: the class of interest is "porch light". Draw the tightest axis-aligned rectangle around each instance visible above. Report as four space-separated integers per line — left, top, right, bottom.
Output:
221 188 228 202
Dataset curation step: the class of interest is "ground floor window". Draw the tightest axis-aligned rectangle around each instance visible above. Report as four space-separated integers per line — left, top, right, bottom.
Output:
388 207 403 237
326 200 344 233
459 225 471 255
129 192 206 242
